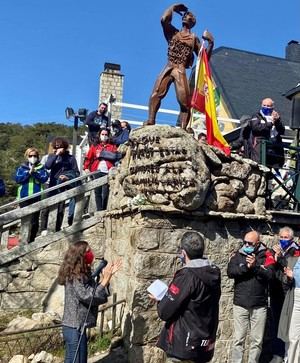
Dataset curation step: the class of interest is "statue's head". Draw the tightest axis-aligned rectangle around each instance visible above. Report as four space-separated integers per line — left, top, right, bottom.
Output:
182 11 196 29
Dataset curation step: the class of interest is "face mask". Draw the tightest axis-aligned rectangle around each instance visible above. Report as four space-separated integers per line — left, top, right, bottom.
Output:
178 250 186 265
28 157 38 164
279 239 292 250
243 246 255 255
100 135 108 142
261 107 273 116
84 249 94 265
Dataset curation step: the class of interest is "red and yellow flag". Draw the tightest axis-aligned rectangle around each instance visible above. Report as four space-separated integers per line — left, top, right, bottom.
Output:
191 48 230 155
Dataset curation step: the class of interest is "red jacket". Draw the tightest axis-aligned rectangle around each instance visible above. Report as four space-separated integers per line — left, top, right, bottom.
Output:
83 143 117 172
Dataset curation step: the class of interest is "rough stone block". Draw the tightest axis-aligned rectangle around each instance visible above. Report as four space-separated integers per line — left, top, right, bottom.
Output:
0 272 13 291
158 228 187 253
0 292 46 309
31 264 59 291
131 309 163 344
134 252 176 279
133 228 159 251
128 345 165 363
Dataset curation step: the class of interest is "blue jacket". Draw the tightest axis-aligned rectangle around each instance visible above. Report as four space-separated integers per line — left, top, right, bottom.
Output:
112 129 130 146
0 178 5 197
15 162 49 199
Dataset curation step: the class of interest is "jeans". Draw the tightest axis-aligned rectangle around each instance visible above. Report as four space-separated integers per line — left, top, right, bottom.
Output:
94 172 109 211
63 326 87 363
232 304 267 363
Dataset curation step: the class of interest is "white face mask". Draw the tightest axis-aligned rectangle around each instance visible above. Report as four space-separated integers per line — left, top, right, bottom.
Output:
100 135 108 142
28 157 38 164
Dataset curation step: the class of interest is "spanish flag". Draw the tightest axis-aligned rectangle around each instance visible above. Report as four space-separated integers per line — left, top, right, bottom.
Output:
191 48 230 155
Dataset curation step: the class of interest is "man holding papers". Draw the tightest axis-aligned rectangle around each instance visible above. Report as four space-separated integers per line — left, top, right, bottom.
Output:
150 231 221 363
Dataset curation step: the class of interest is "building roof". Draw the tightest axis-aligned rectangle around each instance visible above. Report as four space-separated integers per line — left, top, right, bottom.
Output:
210 45 300 126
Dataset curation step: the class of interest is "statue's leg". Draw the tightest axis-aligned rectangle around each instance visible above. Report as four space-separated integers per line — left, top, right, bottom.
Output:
173 69 191 130
145 70 173 126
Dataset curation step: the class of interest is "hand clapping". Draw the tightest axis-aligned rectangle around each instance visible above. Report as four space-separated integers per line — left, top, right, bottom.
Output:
100 259 122 287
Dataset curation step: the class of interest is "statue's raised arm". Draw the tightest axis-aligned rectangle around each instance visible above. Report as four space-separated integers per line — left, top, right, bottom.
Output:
161 4 188 41
145 4 214 130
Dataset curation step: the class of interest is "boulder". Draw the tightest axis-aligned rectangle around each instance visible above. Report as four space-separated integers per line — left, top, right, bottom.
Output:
108 126 266 215
31 351 54 363
9 355 28 363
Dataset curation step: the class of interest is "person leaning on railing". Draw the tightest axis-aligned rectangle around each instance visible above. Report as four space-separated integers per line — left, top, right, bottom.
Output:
15 147 49 242
44 137 80 230
251 98 285 171
83 129 118 211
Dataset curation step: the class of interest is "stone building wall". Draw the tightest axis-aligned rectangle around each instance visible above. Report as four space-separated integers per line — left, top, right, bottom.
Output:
0 222 106 313
99 63 124 120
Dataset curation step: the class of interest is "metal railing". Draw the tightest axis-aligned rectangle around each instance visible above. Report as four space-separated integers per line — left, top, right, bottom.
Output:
0 293 126 363
260 140 300 211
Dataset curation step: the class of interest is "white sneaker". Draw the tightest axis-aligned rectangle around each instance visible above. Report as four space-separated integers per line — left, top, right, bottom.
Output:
40 230 48 237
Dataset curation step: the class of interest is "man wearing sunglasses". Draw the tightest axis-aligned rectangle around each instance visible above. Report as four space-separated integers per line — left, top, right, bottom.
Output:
227 230 275 363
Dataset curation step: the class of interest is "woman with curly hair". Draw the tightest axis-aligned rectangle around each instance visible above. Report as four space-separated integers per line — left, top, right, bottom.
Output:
58 241 121 363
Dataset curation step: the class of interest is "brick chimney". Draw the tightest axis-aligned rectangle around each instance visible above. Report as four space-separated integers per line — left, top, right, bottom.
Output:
285 40 300 63
99 63 124 119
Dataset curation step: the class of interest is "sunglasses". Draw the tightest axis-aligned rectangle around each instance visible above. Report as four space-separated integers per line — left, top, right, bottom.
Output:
243 240 255 246
29 154 38 157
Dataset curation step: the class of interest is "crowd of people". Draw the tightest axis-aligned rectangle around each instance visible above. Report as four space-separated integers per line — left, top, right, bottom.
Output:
64 227 299 363
0 98 299 363
149 227 300 363
9 106 131 239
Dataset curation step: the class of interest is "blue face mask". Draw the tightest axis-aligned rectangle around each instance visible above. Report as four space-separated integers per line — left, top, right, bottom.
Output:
243 246 255 255
279 239 292 250
178 253 186 265
261 106 273 116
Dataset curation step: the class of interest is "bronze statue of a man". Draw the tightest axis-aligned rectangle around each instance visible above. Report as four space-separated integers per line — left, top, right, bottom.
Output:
144 3 214 129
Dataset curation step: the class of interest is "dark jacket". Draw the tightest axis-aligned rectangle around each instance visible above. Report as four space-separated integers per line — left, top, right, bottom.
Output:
227 243 275 308
111 129 130 146
0 177 5 197
45 152 79 188
62 277 108 329
157 258 221 363
85 111 109 134
251 112 285 165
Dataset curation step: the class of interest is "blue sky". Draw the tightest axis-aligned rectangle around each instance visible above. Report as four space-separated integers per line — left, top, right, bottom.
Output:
0 0 299 126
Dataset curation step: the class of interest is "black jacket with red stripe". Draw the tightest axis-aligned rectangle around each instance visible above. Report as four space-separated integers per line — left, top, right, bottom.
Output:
227 243 275 309
157 258 221 363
